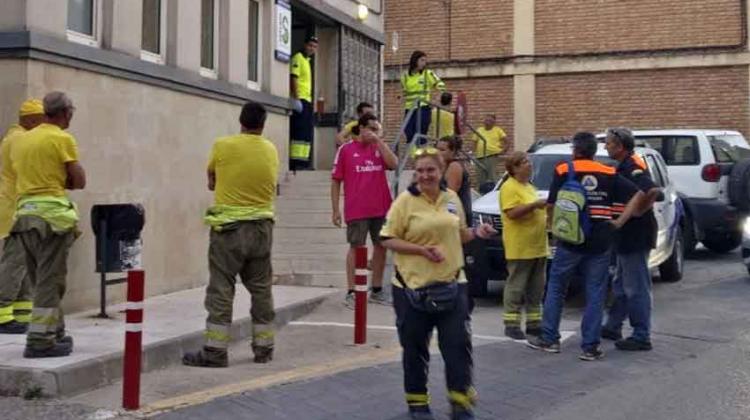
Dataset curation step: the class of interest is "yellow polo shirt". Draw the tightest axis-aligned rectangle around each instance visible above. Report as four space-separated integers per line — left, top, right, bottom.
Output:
208 133 279 213
290 52 313 102
381 187 467 289
428 108 455 139
11 123 78 198
499 177 548 260
0 124 25 237
473 126 506 157
340 120 358 142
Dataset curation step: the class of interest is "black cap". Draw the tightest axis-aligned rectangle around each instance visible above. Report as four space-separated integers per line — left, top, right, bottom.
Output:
306 35 319 44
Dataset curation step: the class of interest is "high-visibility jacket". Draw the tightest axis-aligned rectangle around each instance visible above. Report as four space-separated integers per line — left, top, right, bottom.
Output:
400 69 445 110
290 52 313 102
16 195 79 233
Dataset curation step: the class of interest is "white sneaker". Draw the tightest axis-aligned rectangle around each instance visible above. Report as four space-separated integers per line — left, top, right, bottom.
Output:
369 290 390 305
344 293 355 310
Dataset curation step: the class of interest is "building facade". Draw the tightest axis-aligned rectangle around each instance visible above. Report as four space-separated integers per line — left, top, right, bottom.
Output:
383 0 750 153
0 0 384 311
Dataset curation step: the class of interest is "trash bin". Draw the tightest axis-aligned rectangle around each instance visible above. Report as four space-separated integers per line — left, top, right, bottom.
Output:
91 204 145 272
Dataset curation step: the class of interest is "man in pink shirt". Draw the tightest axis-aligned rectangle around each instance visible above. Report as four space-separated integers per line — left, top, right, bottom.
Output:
332 113 398 308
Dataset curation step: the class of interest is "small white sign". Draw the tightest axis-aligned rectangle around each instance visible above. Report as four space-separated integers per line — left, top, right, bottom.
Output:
275 0 292 62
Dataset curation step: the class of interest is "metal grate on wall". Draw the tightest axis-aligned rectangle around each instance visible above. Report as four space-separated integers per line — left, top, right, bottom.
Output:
340 26 381 126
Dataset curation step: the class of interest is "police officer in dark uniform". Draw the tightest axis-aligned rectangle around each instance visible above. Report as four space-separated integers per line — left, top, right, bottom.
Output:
527 132 644 361
602 127 662 351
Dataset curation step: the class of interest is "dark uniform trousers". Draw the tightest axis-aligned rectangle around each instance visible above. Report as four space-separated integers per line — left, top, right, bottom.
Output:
393 283 476 409
203 220 275 358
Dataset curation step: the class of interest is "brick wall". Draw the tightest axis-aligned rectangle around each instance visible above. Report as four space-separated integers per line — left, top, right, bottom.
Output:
383 0 513 66
536 0 744 55
536 66 750 138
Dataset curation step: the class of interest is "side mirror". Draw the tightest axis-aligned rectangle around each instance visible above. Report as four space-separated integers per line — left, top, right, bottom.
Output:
478 181 495 195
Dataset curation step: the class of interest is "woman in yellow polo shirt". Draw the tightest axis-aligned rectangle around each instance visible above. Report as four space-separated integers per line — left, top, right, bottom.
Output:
380 148 494 420
498 151 549 340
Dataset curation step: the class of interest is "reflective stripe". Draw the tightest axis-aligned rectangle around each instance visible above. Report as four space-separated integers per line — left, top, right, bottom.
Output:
448 387 478 409
125 323 142 332
205 322 231 348
29 307 58 332
502 312 520 320
405 392 430 406
354 285 368 292
126 302 144 310
12 301 32 311
354 269 369 277
290 141 311 160
0 305 13 324
252 323 274 347
14 314 30 323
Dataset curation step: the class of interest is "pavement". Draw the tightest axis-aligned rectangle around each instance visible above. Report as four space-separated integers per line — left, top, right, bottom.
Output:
0 285 338 398
2 247 749 420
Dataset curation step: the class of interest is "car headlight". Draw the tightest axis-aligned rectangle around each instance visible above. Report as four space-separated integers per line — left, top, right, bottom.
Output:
744 218 750 235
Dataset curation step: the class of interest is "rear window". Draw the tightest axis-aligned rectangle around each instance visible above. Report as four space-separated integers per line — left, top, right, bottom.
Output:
707 135 750 163
635 136 699 166
528 154 617 191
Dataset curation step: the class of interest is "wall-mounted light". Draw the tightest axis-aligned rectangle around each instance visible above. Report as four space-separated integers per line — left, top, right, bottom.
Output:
357 3 369 21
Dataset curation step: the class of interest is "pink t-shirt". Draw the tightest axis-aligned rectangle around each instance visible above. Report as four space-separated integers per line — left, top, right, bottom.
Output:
332 140 393 223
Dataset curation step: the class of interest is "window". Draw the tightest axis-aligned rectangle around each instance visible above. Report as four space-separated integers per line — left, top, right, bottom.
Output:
643 155 665 187
67 0 99 47
141 0 166 63
200 0 219 77
637 136 699 166
247 0 261 87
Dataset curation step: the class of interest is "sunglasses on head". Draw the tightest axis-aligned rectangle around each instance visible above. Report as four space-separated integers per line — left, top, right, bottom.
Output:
411 146 439 158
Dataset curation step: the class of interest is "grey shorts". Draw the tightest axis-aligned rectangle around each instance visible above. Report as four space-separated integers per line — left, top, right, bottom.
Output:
346 217 385 246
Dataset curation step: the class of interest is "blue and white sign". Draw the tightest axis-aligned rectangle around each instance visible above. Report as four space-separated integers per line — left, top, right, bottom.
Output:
275 0 292 62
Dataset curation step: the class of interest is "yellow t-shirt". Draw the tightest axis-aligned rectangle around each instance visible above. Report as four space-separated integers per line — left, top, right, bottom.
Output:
0 124 25 237
11 123 79 198
473 126 506 157
428 108 455 139
290 52 312 102
380 188 467 289
341 120 358 141
208 133 279 213
499 177 548 260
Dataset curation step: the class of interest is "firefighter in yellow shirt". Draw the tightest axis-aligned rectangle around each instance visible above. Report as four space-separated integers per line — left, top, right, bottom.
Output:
335 102 375 146
472 114 506 186
10 92 86 358
428 92 455 140
0 99 45 335
289 36 319 171
183 102 279 368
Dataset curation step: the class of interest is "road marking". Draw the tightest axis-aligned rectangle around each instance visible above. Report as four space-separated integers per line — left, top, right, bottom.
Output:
139 346 402 416
288 321 577 344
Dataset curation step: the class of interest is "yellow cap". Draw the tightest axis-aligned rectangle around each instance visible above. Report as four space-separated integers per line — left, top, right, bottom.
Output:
19 99 44 117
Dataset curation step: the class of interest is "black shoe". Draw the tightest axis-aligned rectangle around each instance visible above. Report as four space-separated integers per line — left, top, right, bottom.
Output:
525 327 542 337
526 336 561 353
57 335 73 347
451 405 475 420
504 326 526 340
408 406 436 420
0 320 28 334
182 348 228 368
579 347 605 361
615 337 652 351
23 342 72 358
253 347 273 364
601 327 622 341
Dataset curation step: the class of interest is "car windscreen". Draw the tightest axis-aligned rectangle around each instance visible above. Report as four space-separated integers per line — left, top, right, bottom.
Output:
528 154 618 191
708 135 750 163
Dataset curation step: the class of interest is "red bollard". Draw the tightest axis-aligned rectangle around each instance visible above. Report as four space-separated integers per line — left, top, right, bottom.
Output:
353 246 368 344
123 270 144 410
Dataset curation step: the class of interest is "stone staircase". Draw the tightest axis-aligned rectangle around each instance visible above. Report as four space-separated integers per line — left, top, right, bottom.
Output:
273 170 349 288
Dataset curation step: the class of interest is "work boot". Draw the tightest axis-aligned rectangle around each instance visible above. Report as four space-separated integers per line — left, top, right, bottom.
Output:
451 405 475 420
182 347 228 368
504 326 526 340
23 342 72 358
0 320 28 334
408 406 435 420
253 346 273 364
601 327 622 341
615 337 653 351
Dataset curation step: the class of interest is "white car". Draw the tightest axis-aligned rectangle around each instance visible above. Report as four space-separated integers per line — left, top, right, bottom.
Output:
613 130 750 255
464 142 684 296
743 218 750 275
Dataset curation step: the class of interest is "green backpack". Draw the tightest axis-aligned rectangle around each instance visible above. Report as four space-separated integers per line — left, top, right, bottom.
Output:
551 161 592 245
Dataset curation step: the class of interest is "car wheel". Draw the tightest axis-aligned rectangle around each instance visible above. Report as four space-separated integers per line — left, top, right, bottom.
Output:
702 231 743 254
681 213 697 258
659 227 684 283
728 159 750 212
